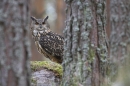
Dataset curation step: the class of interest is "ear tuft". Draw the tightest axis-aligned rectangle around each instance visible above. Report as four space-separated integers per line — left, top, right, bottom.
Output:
43 16 49 22
31 16 36 21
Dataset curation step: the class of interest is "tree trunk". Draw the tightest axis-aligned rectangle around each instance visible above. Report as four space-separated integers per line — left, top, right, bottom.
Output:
109 0 130 63
0 0 31 86
107 0 130 84
56 0 65 34
62 0 108 86
31 0 44 18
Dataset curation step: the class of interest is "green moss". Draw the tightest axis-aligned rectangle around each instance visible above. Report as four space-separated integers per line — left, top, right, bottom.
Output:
89 48 95 63
31 78 37 85
87 47 95 72
30 61 63 77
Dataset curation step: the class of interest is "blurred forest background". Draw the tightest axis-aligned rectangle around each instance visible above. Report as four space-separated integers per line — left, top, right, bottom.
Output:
30 0 65 61
0 0 130 86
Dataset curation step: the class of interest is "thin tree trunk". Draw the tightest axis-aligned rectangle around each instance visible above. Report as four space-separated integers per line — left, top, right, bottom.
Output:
31 0 44 18
62 0 108 86
0 0 31 86
56 0 65 34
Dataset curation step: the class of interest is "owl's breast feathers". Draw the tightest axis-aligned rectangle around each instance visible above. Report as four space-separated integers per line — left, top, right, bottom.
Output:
37 31 64 63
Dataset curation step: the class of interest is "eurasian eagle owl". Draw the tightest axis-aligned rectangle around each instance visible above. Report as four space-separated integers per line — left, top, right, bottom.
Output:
30 16 64 63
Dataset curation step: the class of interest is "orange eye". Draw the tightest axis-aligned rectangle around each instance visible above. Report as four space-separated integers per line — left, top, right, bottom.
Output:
35 22 39 25
42 22 45 24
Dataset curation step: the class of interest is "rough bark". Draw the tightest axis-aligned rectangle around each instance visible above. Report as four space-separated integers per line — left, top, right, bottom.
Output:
62 0 108 86
107 0 130 83
0 0 31 86
109 0 130 62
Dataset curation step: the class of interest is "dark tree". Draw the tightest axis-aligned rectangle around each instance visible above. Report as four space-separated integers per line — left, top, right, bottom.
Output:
62 0 108 86
0 0 31 86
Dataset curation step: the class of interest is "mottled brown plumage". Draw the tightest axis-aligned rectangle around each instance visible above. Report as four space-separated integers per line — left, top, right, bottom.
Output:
30 16 64 63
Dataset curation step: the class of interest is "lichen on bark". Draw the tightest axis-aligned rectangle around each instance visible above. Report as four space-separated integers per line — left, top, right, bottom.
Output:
0 0 31 86
62 0 108 86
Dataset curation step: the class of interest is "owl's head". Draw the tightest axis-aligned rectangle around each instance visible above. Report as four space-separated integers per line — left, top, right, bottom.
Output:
31 16 50 35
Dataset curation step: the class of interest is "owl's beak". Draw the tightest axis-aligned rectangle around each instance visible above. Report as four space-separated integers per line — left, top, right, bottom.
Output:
39 25 42 28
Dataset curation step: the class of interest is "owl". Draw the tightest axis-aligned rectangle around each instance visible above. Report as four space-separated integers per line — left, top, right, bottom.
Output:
30 16 64 63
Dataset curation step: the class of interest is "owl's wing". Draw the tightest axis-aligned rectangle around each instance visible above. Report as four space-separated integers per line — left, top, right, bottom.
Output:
39 32 64 60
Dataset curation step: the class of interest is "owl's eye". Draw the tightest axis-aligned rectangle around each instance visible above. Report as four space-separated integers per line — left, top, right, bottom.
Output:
42 22 45 24
35 22 39 25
